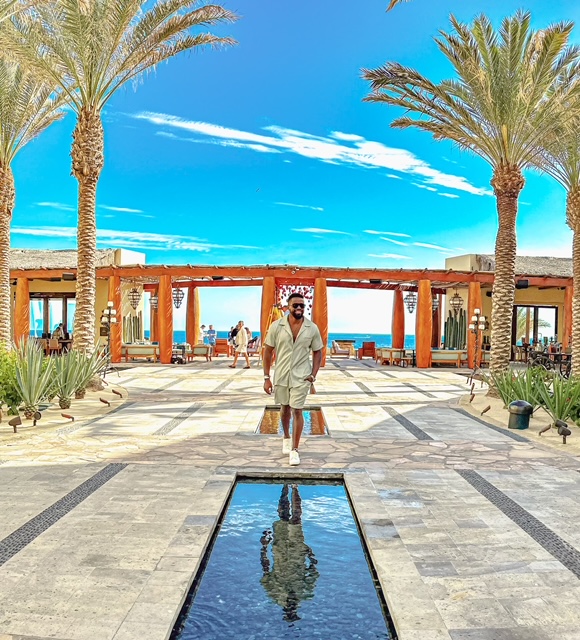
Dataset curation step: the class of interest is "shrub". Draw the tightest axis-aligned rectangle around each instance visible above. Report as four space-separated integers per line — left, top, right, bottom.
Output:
0 347 21 415
537 374 580 424
53 350 85 410
74 349 109 399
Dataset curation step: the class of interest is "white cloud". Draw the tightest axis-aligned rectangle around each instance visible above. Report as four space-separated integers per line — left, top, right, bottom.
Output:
414 184 437 192
36 202 75 212
364 230 411 238
275 202 324 212
292 227 351 235
330 131 365 142
381 237 408 246
386 174 403 180
368 253 412 259
414 241 453 252
11 226 259 252
100 205 144 213
439 193 460 199
134 112 491 196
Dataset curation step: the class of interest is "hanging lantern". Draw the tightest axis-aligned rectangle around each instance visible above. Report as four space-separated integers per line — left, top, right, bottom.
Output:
150 294 158 310
404 291 417 314
128 287 141 310
432 294 440 313
450 289 464 314
172 287 185 309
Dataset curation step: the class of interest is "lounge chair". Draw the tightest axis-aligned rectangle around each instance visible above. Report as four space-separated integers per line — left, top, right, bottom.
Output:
331 341 350 358
247 336 261 357
357 341 376 359
213 338 230 357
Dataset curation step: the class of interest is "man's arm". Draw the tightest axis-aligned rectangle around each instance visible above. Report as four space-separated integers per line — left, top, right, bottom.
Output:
305 349 322 382
263 344 274 394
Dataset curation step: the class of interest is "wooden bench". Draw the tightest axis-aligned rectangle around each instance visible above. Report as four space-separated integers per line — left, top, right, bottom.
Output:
430 349 466 368
122 344 159 362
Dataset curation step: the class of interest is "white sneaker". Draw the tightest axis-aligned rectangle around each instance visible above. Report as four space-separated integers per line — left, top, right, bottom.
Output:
282 438 292 455
289 450 300 466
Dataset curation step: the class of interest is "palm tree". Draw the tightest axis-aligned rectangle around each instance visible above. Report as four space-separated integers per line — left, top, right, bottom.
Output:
0 61 63 347
362 11 580 373
7 0 236 351
534 121 580 370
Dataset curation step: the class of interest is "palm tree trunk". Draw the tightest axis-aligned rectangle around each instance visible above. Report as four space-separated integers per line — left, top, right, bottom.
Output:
0 163 15 348
567 187 580 375
71 107 104 352
489 164 525 374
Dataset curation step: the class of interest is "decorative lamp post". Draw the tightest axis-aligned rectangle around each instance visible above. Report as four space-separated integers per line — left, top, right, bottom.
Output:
468 307 486 371
404 291 417 314
100 301 118 378
172 287 185 309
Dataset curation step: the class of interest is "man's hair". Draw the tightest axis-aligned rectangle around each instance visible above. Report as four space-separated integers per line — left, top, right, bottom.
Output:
287 292 304 303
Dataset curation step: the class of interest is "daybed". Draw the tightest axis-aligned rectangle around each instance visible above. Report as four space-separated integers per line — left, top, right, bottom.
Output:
331 340 350 358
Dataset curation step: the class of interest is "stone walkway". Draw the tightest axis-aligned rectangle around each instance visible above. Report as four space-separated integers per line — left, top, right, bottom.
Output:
1 359 580 639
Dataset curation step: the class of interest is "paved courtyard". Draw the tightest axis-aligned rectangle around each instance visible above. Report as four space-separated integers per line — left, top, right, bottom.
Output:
1 358 580 640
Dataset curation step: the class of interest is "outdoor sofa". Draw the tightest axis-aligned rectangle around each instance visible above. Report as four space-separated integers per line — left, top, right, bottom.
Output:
122 344 159 362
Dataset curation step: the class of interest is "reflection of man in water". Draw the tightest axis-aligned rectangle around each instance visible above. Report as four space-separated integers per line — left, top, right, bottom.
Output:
260 484 319 623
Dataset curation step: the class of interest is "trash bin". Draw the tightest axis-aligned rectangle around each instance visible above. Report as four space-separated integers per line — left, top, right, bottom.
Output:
507 400 533 430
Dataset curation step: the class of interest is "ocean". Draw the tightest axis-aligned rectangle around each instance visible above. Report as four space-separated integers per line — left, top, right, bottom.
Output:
146 330 416 350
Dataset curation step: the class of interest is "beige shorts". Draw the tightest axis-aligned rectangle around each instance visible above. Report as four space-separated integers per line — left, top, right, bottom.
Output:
274 383 310 409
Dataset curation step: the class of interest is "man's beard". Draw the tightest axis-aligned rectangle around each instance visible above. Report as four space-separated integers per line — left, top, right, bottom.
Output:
290 309 303 320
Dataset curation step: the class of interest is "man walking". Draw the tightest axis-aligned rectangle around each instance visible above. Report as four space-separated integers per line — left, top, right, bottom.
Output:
263 292 324 466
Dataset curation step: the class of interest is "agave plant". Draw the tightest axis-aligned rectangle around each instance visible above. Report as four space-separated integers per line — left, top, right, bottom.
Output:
537 374 580 425
483 370 516 407
74 348 109 399
14 340 53 418
53 350 85 409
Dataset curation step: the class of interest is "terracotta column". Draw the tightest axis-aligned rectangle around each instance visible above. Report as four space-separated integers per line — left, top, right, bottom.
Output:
431 293 442 348
416 280 432 368
392 289 405 349
467 281 483 368
186 286 200 346
150 287 159 343
107 276 122 362
13 278 30 345
158 275 173 364
260 276 276 341
564 284 573 349
312 278 328 366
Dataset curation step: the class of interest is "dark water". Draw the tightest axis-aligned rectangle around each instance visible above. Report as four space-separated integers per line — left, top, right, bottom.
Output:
258 409 328 436
171 482 395 640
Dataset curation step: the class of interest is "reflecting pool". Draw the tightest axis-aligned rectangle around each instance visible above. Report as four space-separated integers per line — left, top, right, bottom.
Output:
171 481 396 640
257 408 328 435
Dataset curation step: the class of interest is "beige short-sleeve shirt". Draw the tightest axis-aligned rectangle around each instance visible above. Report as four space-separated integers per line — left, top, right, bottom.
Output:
265 316 324 388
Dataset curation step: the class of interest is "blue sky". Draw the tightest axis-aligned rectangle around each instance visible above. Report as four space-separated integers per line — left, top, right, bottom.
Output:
10 0 580 332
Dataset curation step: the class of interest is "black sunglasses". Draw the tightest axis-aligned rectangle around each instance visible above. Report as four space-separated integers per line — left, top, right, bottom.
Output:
291 303 305 309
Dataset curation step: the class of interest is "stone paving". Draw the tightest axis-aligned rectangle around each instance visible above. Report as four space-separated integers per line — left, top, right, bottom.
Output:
2 358 580 639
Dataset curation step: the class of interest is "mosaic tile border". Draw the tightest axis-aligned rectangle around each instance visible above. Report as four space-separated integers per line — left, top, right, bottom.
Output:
355 381 378 397
381 406 433 441
457 469 580 579
154 402 204 435
0 463 127 567
452 407 529 443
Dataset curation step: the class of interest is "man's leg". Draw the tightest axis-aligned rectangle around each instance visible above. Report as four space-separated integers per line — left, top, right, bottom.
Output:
280 404 291 439
292 408 304 450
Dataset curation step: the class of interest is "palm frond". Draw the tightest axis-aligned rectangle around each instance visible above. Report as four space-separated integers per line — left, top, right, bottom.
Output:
362 12 580 170
0 58 65 164
386 0 409 10
6 0 237 112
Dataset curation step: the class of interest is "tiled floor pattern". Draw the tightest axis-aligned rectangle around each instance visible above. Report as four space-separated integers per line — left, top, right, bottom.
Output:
2 359 580 639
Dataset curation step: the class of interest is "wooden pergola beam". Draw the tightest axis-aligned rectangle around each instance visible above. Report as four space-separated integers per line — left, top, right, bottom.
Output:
9 265 572 289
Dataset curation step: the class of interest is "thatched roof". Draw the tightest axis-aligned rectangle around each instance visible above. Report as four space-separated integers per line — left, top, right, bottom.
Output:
9 249 117 270
478 254 572 278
